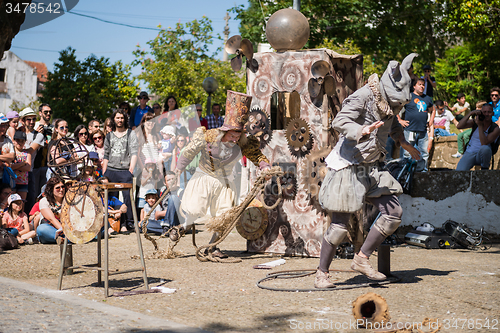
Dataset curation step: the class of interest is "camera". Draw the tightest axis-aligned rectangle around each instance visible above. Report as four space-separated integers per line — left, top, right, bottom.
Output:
42 125 53 137
471 111 485 121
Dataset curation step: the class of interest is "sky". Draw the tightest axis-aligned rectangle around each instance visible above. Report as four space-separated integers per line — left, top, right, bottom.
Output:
10 0 250 90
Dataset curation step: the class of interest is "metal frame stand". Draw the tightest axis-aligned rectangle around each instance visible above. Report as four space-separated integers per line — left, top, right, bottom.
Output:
57 182 149 297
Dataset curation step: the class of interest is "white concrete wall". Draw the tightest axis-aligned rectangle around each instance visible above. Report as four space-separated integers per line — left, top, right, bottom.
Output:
0 51 38 114
400 189 500 234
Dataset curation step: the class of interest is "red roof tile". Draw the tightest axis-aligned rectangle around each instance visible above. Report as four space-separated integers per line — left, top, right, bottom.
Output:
24 61 48 82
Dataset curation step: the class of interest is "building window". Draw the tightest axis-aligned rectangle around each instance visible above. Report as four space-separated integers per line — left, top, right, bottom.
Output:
0 68 5 82
270 91 301 130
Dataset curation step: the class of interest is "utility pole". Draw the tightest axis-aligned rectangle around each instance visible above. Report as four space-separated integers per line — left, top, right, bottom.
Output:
222 12 231 61
293 0 300 11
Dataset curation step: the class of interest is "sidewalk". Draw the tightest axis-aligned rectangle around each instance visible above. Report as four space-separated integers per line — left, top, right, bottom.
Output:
0 276 208 333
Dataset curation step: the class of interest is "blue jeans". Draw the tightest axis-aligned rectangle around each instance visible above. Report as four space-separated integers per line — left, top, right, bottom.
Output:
456 145 492 170
401 130 429 172
434 128 456 137
165 194 182 227
6 228 19 237
37 223 58 244
103 168 134 227
385 136 396 161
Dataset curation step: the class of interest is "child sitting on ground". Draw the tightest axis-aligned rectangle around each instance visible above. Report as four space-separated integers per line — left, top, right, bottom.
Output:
140 189 164 235
1 193 35 244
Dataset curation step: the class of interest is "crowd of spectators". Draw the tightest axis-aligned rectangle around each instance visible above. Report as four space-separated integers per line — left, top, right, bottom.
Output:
393 65 500 171
1 91 224 246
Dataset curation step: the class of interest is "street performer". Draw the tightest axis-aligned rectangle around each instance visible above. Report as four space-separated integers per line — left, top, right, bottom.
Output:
173 90 270 258
315 54 421 288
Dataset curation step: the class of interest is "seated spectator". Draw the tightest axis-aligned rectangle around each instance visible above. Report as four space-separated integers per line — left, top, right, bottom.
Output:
155 171 183 233
452 101 486 158
456 104 500 170
36 177 67 244
29 184 46 234
433 100 459 137
97 177 128 234
140 189 164 235
447 93 470 121
1 193 34 244
11 130 31 201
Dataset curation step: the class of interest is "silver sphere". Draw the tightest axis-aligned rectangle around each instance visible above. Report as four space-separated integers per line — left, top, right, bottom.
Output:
265 8 310 52
202 77 218 94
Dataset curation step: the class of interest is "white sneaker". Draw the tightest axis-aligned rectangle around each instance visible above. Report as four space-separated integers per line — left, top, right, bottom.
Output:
452 152 462 158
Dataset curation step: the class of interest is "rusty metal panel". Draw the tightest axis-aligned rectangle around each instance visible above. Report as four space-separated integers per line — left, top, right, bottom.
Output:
246 49 363 257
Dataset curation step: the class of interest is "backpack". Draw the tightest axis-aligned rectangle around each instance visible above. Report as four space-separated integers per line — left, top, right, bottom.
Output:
0 229 19 251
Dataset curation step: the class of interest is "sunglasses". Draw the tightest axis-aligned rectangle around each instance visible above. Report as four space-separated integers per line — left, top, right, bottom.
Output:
54 186 65 191
79 132 88 136
139 96 148 100
491 94 499 97
93 136 103 140
177 140 186 143
59 126 69 130
153 106 160 109
43 111 53 114
196 109 202 112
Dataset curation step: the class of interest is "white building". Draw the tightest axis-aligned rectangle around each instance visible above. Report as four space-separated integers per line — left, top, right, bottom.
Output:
0 51 38 115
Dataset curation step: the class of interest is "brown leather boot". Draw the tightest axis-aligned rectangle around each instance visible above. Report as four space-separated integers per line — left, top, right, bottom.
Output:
314 269 335 288
350 253 386 280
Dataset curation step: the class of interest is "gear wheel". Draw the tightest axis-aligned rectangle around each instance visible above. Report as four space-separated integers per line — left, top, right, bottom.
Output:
286 118 314 158
286 118 311 148
245 106 273 148
280 171 298 201
300 147 332 199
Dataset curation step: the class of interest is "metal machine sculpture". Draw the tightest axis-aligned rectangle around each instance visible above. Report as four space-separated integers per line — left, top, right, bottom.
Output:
227 7 363 257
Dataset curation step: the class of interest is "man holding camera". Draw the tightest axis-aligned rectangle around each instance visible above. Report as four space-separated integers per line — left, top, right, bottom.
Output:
456 103 500 170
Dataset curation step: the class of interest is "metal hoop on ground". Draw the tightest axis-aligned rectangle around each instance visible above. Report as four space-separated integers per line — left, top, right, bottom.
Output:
256 269 401 292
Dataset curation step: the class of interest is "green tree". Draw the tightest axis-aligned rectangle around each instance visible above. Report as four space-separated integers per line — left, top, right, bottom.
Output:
441 0 500 46
434 42 500 106
9 96 40 113
133 17 245 113
230 0 451 67
41 47 138 129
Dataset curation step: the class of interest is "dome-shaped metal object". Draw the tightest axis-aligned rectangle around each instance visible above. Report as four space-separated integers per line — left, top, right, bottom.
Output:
202 77 218 94
47 137 89 181
265 8 310 52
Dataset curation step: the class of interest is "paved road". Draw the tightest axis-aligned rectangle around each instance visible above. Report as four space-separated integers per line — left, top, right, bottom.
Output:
0 276 208 333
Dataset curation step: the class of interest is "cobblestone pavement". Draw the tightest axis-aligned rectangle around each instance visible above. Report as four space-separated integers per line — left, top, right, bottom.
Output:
0 276 207 333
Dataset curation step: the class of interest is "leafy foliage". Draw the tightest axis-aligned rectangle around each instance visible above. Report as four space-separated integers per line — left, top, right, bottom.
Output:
41 47 138 129
9 97 40 113
442 0 500 46
230 0 451 67
434 42 500 106
133 18 245 114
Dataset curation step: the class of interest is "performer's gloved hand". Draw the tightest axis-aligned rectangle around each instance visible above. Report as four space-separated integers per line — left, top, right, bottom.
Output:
262 166 272 181
361 121 384 136
55 228 64 239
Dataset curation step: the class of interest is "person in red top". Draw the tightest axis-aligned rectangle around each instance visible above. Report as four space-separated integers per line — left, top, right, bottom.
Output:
188 104 208 132
1 193 35 244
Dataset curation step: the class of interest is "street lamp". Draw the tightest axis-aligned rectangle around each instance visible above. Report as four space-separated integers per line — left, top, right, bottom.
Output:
202 77 218 115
